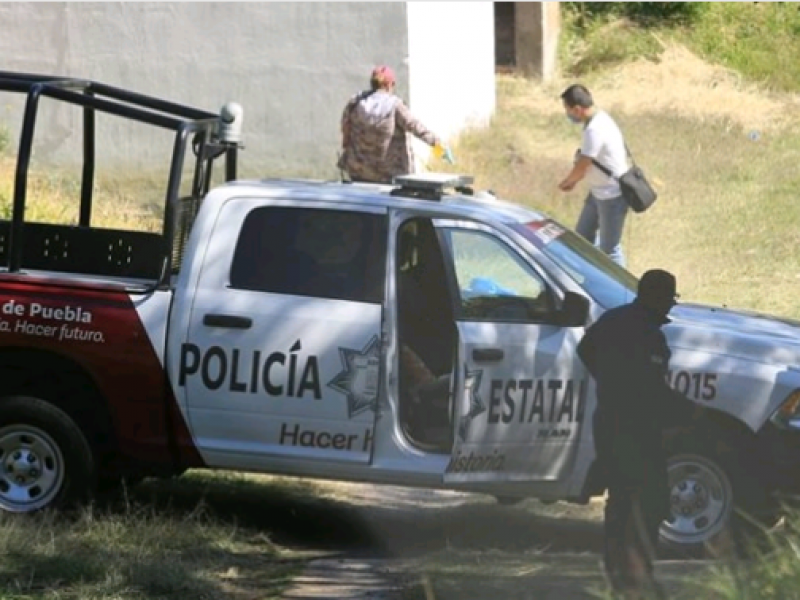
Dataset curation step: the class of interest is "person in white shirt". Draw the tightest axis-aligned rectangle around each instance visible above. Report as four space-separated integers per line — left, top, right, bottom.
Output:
558 84 630 267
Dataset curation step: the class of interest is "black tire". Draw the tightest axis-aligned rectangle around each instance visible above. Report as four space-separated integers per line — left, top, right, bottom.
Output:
0 396 95 514
659 434 780 559
96 473 144 492
495 495 526 506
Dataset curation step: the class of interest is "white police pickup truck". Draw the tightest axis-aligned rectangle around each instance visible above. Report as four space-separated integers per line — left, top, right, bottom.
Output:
0 73 798 558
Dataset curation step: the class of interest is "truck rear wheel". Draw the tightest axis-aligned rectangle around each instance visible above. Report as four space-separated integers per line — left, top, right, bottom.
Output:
96 473 145 496
494 495 526 506
0 396 94 514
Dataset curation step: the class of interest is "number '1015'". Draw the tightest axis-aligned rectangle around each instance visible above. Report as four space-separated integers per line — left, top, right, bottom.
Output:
666 370 718 401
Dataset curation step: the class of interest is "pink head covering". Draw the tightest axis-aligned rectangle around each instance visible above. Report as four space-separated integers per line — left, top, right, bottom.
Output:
370 65 396 89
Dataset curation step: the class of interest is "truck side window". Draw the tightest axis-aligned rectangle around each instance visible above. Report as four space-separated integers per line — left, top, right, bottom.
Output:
446 228 554 323
229 207 386 303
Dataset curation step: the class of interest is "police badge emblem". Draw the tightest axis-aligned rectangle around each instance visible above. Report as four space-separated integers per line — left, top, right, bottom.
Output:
457 366 486 441
327 334 382 418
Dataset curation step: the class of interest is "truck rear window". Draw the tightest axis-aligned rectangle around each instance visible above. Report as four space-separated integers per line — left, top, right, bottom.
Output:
229 207 387 304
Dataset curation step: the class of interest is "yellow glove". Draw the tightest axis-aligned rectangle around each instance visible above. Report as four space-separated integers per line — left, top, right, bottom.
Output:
433 143 455 165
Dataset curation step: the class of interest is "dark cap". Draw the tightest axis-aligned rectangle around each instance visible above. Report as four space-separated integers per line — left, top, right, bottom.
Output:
638 269 679 304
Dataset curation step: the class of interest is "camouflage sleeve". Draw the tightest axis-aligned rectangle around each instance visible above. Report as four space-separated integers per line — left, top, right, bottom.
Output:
340 96 357 148
395 101 439 147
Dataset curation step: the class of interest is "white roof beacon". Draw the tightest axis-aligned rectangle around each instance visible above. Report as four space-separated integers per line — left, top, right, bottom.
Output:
390 172 475 201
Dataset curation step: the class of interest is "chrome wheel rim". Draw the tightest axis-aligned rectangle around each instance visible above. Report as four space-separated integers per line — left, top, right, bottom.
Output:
0 425 65 512
661 453 733 547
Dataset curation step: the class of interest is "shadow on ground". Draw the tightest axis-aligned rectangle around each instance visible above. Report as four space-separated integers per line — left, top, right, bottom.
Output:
77 474 727 600
115 473 604 559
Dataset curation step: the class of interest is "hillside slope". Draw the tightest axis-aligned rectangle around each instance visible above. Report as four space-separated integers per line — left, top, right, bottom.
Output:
446 44 800 318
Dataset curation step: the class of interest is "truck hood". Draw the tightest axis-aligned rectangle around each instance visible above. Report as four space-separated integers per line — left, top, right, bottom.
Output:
666 303 800 367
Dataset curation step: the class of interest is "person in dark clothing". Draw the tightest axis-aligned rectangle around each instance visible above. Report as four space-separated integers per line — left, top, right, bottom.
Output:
577 269 703 599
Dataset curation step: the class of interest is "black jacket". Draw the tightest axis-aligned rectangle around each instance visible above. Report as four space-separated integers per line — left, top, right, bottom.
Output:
577 300 699 441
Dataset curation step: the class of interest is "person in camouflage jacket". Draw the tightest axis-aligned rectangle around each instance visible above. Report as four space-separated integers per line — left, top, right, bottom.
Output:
338 65 445 184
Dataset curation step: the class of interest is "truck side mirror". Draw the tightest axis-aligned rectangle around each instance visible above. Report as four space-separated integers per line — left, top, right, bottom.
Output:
556 291 590 327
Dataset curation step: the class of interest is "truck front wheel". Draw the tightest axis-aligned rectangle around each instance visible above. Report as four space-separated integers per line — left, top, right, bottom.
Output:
0 396 94 514
660 438 780 558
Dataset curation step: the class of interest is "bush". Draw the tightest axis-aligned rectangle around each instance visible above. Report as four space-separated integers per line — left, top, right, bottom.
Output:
565 2 709 27
560 3 800 92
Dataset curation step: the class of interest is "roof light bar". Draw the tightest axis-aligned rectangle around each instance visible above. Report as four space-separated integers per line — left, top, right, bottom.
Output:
390 172 475 201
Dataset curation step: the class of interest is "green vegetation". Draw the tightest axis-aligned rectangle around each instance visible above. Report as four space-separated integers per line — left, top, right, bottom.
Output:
699 523 800 600
561 2 800 93
566 2 709 26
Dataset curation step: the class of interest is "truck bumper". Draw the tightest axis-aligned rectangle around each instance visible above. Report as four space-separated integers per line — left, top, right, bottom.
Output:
754 422 800 494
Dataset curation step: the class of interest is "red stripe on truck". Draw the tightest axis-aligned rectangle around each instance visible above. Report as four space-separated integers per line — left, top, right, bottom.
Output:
0 279 204 469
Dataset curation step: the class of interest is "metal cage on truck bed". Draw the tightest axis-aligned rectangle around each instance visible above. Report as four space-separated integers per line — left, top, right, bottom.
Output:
0 71 242 290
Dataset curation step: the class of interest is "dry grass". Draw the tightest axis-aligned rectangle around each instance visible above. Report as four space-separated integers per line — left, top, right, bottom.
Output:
581 43 799 133
441 44 800 318
518 43 799 132
0 157 165 232
0 472 326 600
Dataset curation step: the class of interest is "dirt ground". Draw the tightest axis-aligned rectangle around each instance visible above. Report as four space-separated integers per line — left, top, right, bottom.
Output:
241 479 718 600
130 473 719 599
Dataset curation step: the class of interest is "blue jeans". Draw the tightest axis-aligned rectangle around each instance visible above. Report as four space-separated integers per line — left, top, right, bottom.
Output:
575 194 629 267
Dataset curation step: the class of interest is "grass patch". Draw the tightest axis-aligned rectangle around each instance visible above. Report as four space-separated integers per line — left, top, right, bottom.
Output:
0 473 318 600
677 3 800 94
442 68 800 319
0 157 173 233
560 3 800 94
406 550 604 600
396 547 721 600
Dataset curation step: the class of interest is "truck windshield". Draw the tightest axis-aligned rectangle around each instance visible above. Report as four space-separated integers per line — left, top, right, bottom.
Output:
513 220 638 309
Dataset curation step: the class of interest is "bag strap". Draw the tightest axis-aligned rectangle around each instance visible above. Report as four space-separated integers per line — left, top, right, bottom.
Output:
349 89 376 115
589 143 636 179
582 113 637 176
624 142 636 166
590 157 614 178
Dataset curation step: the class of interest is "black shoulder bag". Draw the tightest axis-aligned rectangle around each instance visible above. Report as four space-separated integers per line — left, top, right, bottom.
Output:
591 144 658 214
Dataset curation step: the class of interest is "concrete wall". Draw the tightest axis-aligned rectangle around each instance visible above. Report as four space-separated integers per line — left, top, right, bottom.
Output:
515 2 561 81
494 3 516 67
406 2 496 168
0 2 423 178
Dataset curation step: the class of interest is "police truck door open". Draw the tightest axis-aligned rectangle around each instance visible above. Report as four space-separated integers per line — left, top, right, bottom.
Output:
439 220 590 484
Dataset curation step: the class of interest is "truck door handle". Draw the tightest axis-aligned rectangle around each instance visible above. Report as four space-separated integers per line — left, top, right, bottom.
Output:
472 348 504 362
202 314 253 329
